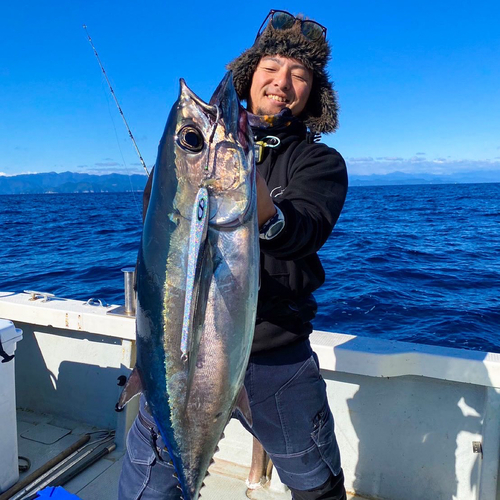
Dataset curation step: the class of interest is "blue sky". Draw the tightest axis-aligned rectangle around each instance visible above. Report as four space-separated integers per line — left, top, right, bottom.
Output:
1 0 499 177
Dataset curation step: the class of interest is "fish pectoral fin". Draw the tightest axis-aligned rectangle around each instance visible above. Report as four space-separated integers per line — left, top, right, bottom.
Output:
180 187 209 360
115 365 143 412
234 386 253 428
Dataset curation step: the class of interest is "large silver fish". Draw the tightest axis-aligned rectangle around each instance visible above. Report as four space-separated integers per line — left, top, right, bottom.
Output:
119 72 258 499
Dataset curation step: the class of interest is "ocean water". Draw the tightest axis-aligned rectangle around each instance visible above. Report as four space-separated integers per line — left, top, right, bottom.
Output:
1 183 499 353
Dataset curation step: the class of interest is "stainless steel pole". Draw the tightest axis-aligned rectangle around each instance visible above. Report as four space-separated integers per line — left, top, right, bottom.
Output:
122 267 136 316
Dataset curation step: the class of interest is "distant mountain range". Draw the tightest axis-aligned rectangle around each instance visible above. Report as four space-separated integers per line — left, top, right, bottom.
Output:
1 170 499 195
0 172 147 195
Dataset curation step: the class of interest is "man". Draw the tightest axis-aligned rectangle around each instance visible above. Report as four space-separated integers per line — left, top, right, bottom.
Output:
119 10 348 500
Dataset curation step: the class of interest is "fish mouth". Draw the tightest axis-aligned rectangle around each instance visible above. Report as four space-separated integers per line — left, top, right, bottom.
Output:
178 73 255 229
179 79 218 117
179 73 251 152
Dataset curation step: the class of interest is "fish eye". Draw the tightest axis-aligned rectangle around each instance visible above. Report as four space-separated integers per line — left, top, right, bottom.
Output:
177 126 204 153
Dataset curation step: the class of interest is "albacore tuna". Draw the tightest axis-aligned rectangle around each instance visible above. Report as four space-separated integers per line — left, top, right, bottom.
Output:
118 72 259 499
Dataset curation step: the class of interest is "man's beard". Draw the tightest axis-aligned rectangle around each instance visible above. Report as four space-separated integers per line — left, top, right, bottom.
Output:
253 105 288 116
254 106 268 116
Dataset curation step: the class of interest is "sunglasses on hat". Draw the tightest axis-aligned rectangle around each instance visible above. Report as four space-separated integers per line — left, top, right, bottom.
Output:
255 10 327 42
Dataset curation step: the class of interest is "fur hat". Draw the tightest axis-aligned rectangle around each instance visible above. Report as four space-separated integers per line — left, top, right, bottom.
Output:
227 15 339 134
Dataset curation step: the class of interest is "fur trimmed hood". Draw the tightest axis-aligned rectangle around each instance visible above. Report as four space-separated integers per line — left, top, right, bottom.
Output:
227 18 339 134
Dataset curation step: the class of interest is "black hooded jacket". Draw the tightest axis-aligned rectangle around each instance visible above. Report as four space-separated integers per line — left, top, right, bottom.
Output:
252 118 348 353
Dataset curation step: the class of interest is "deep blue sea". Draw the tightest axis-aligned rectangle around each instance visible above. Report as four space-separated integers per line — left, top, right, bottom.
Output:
1 183 499 353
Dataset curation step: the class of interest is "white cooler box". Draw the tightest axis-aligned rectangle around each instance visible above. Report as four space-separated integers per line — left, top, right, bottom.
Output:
0 319 23 493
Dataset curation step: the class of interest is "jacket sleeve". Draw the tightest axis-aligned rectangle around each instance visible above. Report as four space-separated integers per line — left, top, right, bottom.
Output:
259 143 348 260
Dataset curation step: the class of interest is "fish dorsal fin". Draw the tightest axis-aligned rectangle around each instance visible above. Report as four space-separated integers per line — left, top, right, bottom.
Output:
234 386 253 428
116 365 143 412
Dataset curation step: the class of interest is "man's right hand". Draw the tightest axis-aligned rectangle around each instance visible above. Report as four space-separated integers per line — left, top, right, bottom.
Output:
256 170 277 229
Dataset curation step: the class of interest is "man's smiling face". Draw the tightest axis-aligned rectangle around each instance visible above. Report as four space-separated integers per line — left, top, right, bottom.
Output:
247 55 313 117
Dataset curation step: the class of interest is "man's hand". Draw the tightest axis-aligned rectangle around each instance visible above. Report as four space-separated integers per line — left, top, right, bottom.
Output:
256 171 277 228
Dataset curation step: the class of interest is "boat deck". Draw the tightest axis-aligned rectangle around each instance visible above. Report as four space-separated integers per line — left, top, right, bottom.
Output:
13 410 363 499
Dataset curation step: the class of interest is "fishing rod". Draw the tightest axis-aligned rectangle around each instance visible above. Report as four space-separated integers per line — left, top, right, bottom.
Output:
83 25 149 176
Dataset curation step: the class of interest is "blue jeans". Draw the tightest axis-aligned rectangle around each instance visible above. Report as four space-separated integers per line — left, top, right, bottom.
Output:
118 398 177 500
118 340 344 499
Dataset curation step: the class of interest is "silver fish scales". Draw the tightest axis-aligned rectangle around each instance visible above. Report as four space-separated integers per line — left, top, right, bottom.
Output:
119 72 258 500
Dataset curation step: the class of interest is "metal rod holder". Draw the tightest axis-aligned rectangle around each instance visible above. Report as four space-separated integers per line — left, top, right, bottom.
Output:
122 267 136 316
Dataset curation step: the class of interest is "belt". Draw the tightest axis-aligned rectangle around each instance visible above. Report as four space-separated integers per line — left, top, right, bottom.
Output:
137 409 170 461
138 408 156 430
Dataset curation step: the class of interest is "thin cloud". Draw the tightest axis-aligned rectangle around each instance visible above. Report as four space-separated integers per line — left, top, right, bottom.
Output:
94 161 122 167
0 171 40 177
348 157 374 163
371 157 404 162
345 156 500 176
82 165 145 175
415 152 426 156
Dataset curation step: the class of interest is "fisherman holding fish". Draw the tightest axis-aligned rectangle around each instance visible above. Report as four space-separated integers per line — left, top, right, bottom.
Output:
119 9 347 500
